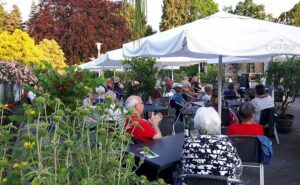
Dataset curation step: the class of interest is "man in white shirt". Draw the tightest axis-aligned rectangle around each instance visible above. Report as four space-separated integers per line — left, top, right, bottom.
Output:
251 84 274 122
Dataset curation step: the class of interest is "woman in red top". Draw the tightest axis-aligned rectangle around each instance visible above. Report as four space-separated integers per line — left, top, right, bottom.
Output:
227 102 264 136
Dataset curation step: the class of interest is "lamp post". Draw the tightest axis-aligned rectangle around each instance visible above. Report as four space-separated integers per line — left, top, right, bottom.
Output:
96 42 102 58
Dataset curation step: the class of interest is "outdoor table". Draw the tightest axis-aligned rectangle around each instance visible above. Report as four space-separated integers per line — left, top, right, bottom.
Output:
126 133 184 179
191 101 204 107
143 104 169 119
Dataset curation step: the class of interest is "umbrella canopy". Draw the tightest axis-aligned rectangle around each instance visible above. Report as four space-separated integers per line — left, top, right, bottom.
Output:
123 12 300 58
79 48 206 70
122 12 300 116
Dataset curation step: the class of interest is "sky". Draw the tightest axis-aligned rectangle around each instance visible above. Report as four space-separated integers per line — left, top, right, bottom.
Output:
2 0 300 32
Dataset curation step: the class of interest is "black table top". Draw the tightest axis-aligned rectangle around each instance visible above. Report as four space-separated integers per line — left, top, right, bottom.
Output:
144 104 169 112
126 133 184 170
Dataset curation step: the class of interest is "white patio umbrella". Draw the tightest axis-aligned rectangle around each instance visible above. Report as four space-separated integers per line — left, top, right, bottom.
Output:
122 12 300 115
79 48 207 80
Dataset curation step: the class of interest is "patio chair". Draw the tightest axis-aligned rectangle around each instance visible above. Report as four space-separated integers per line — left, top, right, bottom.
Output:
159 115 175 136
259 107 280 144
180 174 245 185
229 135 264 185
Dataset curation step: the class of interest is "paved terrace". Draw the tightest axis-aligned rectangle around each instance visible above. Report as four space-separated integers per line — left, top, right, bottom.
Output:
241 98 300 185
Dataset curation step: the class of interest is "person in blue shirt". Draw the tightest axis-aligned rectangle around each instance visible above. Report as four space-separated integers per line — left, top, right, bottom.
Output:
171 83 187 105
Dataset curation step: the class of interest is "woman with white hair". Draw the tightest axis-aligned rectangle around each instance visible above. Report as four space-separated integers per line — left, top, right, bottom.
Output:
181 107 242 179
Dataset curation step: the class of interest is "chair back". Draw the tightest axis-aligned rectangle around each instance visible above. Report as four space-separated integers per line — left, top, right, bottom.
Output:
181 174 245 185
259 107 274 125
259 107 275 137
221 108 231 127
159 115 175 136
229 135 261 163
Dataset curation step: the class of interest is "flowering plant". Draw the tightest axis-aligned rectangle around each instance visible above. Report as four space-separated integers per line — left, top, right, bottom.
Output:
0 61 38 86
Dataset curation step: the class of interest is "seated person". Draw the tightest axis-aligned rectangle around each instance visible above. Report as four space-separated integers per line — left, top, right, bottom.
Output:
251 84 274 122
227 102 264 136
224 82 238 98
171 83 187 105
83 92 97 107
124 95 162 142
191 76 202 93
181 76 195 97
95 86 106 104
202 84 213 105
113 77 123 100
181 107 242 179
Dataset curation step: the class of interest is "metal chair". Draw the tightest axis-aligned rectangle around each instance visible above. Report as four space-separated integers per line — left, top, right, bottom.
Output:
159 115 175 136
180 174 245 185
229 135 264 185
259 107 280 144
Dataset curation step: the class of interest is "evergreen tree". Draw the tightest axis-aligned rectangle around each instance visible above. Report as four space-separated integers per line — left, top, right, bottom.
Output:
27 0 131 65
233 0 266 20
277 2 300 26
159 0 190 31
3 4 22 33
123 2 155 39
37 39 67 68
0 29 44 65
189 0 218 21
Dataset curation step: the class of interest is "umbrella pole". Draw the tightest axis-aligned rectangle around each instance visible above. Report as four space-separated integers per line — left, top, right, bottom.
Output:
171 67 174 81
218 55 223 120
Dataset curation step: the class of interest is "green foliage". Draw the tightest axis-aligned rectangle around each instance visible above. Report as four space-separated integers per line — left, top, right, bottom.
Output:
160 0 190 31
123 57 158 101
0 29 44 65
124 1 154 39
2 4 22 33
37 39 67 68
189 0 218 21
277 2 300 26
0 98 168 184
200 64 225 84
33 62 104 109
266 59 300 117
233 0 267 20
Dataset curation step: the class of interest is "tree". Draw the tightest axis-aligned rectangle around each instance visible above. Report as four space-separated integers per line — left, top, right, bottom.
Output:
2 4 22 33
123 2 155 39
189 0 218 21
123 57 158 101
0 29 44 65
277 2 300 26
27 0 131 65
0 3 7 32
232 0 267 20
37 39 67 68
160 0 190 31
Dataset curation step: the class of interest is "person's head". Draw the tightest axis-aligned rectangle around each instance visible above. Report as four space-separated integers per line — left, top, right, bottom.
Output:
96 86 106 95
183 75 189 81
172 83 183 93
125 95 144 116
193 107 221 135
204 84 213 95
228 83 235 91
238 102 256 123
191 76 198 83
254 84 265 96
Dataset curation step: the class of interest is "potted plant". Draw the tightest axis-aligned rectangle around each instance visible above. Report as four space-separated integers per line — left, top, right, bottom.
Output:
266 58 300 133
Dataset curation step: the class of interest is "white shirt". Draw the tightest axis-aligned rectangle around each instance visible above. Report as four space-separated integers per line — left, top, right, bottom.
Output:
251 95 274 122
28 91 36 103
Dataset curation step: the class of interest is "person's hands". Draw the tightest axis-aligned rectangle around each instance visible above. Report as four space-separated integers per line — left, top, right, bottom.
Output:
149 113 163 127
